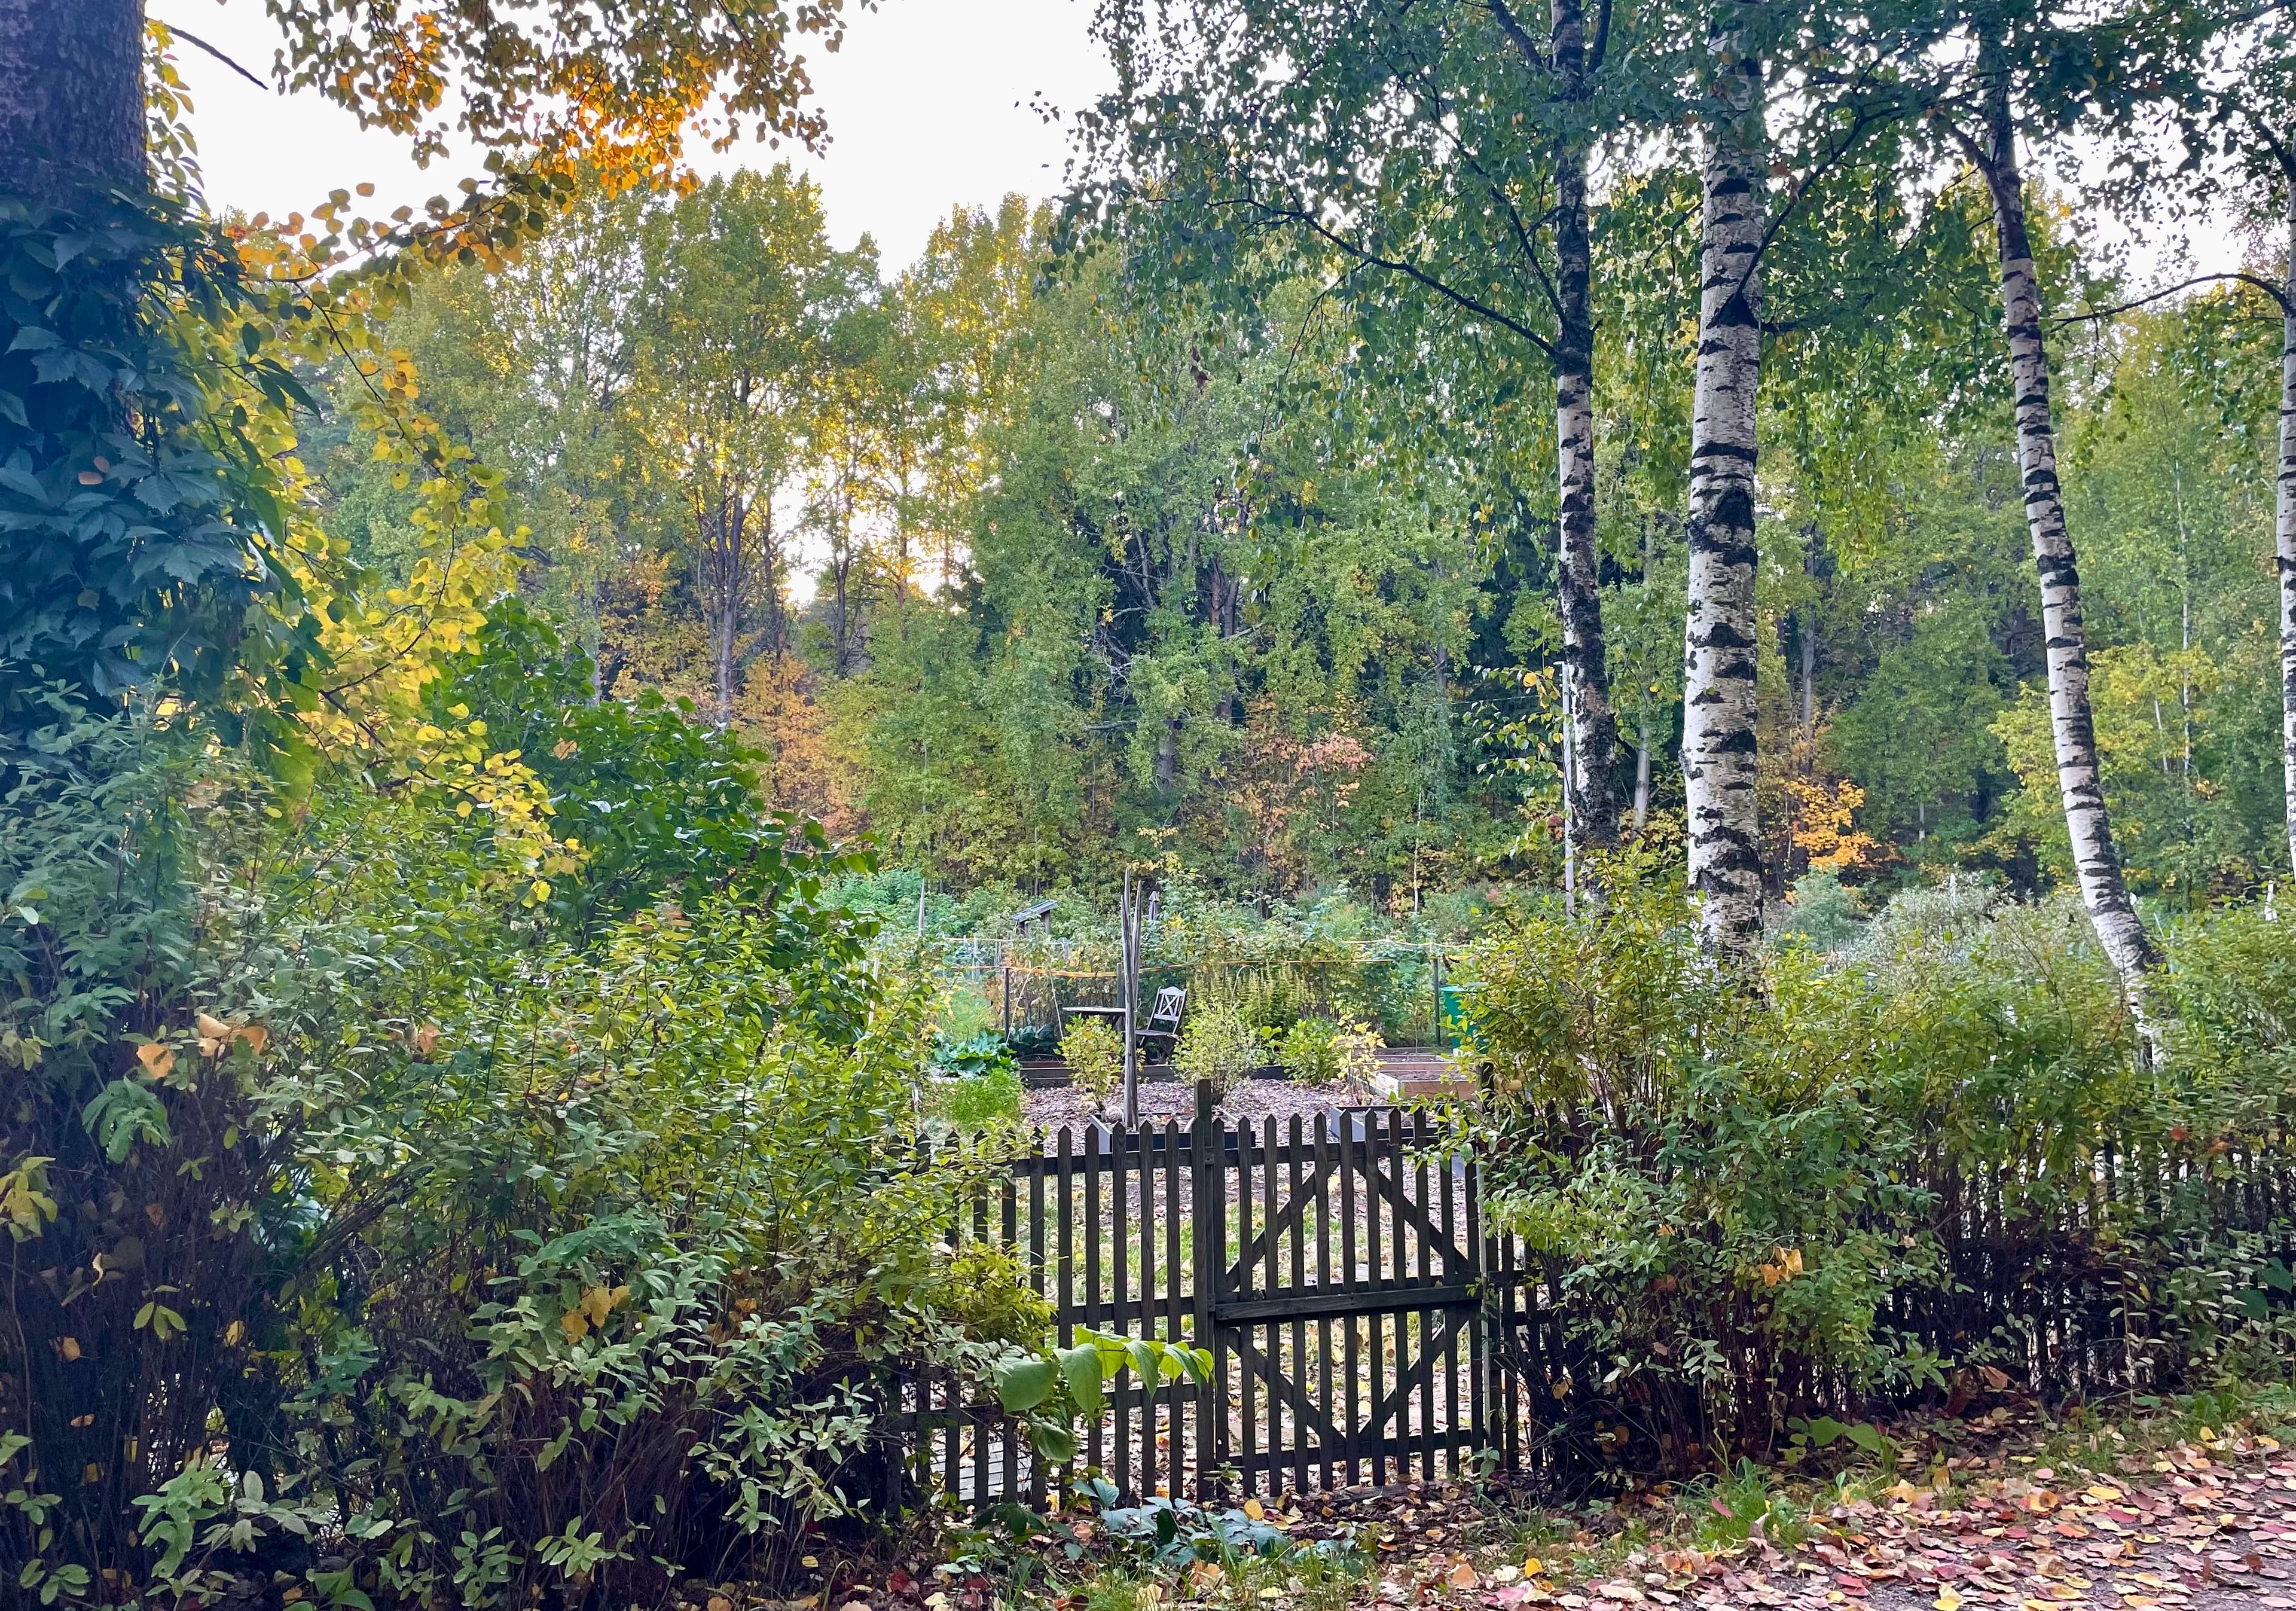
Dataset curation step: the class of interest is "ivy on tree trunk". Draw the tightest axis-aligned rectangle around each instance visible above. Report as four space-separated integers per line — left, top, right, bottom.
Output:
2279 179 2296 883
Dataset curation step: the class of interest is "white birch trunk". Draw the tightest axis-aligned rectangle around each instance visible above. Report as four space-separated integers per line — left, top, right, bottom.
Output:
1680 16 1766 963
1552 0 1620 847
1976 97 2158 1002
2279 178 2296 883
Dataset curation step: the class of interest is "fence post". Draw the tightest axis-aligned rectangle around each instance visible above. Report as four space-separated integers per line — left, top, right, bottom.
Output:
1190 1078 1222 1498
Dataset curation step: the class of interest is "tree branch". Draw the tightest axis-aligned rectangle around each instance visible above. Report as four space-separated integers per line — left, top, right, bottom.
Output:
152 21 269 90
1223 192 1559 361
2052 270 2294 322
1482 0 1547 72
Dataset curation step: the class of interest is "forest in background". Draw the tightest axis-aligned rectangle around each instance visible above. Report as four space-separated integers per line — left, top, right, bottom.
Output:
328 149 2289 927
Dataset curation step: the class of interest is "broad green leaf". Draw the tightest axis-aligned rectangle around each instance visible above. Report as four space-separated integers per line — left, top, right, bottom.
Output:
1058 1342 1104 1415
994 1356 1058 1414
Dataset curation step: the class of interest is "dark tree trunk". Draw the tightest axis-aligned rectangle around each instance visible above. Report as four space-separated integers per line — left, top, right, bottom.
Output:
1551 0 1622 848
0 0 146 206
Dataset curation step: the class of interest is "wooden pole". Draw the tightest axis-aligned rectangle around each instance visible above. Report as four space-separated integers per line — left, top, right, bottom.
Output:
1122 870 1141 1128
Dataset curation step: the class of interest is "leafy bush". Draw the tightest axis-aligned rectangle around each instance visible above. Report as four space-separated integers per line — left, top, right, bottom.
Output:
1776 871 1866 952
1277 1015 1341 1082
1173 1003 1268 1100
1061 1018 1126 1112
422 600 806 932
0 706 1022 1603
1461 866 2292 1477
1332 1019 1386 1090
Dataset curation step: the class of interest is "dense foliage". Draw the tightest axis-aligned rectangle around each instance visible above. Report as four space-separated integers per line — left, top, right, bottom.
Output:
4 0 2295 1600
1463 868 2296 1478
0 603 1037 1601
353 164 2289 919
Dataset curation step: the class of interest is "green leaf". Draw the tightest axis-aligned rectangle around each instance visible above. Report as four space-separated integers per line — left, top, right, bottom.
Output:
1125 1337 1164 1393
1058 1342 1105 1415
1027 1418 1077 1464
994 1356 1058 1414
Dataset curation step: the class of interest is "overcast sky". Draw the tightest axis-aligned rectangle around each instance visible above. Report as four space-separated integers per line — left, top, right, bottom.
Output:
164 0 1112 266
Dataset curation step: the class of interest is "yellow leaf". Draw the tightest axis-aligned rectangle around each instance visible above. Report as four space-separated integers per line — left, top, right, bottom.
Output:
196 1012 233 1042
59 1337 80 1362
1524 1559 1543 1578
1932 1591 1961 1611
1242 1497 1264 1520
413 1024 441 1058
136 1043 175 1080
234 1024 268 1055
224 1319 245 1346
1449 1564 1479 1589
560 1308 590 1342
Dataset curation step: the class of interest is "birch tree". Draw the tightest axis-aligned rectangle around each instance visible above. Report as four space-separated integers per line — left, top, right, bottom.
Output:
1678 0 1769 961
1071 0 1644 843
1920 21 2169 1005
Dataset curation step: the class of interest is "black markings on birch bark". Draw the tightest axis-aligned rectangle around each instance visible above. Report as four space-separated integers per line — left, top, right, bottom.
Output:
1552 0 1622 850
1680 8 1766 964
2278 179 2296 882
1974 78 2159 1003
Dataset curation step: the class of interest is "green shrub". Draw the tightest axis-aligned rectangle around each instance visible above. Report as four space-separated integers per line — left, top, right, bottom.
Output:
935 1063 1027 1129
1174 1002 1268 1100
1776 871 1866 952
1278 1015 1341 1082
0 707 1023 1602
1061 1017 1125 1112
1460 867 2280 1475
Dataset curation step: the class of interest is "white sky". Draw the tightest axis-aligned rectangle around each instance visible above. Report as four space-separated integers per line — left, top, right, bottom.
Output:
163 0 1112 266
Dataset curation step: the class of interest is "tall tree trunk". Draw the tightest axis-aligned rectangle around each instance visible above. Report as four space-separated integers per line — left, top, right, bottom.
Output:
1551 0 1621 847
706 495 745 731
1680 7 1767 964
757 497 783 666
1633 710 1653 833
1970 77 2158 1002
0 0 145 207
1799 611 1815 731
2279 175 2296 883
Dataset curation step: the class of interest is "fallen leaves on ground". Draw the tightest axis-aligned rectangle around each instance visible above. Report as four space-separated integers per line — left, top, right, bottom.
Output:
1458 1433 2295 1611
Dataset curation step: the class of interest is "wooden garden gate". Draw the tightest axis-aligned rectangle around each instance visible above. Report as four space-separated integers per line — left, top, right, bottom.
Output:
909 1082 1510 1507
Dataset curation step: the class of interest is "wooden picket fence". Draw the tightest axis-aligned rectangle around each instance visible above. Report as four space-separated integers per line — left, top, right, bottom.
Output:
899 1085 2296 1509
906 1085 1491 1508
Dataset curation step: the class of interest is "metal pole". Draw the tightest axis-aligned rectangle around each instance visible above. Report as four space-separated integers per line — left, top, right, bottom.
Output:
1431 944 1443 1049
